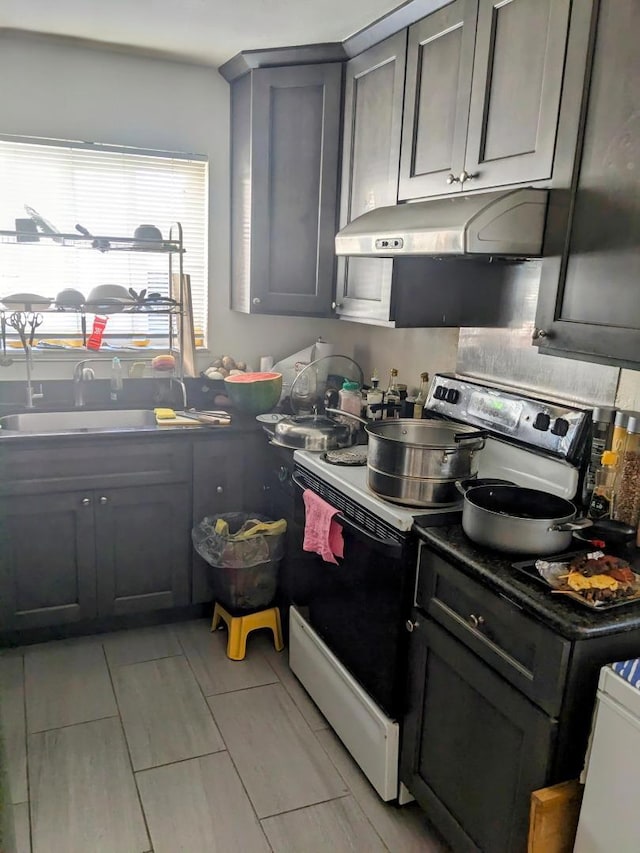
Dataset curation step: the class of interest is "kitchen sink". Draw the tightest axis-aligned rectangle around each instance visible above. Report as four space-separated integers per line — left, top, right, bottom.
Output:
0 409 158 433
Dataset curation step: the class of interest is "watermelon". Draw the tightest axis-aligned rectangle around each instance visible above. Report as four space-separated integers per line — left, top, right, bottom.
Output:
224 371 283 415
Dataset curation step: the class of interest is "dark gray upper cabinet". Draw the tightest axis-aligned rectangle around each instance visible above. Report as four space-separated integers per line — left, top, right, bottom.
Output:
464 0 572 191
336 32 407 324
399 0 477 200
334 29 519 329
535 0 640 367
399 0 572 199
230 63 342 317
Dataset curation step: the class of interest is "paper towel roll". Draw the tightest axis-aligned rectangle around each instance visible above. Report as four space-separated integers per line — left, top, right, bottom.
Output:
313 338 334 361
259 356 274 372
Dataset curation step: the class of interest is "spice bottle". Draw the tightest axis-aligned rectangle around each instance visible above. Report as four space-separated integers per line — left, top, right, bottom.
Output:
613 416 640 528
588 451 618 520
384 368 400 419
366 373 383 421
338 380 362 417
611 410 629 457
582 407 616 507
413 372 430 419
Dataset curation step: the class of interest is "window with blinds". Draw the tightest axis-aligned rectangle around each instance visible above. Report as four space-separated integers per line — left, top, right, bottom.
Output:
0 138 208 348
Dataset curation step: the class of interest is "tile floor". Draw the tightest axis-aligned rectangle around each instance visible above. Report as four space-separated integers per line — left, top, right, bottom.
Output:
0 619 446 853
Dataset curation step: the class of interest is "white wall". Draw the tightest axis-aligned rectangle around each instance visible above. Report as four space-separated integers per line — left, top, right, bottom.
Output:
1 31 638 404
0 31 458 389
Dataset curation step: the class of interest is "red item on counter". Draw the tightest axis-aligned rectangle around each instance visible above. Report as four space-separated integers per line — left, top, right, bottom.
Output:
86 315 108 350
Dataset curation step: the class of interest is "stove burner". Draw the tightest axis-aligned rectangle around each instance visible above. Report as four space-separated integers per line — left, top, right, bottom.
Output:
322 446 368 466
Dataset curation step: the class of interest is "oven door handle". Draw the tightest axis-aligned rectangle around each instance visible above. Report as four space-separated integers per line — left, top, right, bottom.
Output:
292 473 403 558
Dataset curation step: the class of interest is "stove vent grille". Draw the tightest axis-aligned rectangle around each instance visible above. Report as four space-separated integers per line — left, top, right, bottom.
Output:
294 465 405 544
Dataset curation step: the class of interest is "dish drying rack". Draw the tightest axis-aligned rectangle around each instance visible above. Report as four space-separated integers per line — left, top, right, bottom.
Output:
0 222 197 383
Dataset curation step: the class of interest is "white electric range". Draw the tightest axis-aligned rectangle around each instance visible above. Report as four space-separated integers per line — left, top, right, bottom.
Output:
289 374 591 802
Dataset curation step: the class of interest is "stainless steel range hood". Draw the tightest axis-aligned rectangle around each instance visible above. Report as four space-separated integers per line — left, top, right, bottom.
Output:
335 188 548 258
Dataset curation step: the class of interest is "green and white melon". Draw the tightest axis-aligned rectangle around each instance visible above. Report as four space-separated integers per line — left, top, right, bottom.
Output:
224 371 283 415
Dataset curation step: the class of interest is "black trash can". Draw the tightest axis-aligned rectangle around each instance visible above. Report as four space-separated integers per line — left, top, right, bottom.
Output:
192 513 286 611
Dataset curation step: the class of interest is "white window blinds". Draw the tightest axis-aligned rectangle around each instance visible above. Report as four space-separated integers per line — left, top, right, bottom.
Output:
0 138 207 346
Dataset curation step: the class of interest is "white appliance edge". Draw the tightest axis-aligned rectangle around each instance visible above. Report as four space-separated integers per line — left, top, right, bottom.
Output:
289 605 400 801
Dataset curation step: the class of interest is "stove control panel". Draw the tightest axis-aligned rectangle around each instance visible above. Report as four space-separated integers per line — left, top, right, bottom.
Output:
425 374 590 461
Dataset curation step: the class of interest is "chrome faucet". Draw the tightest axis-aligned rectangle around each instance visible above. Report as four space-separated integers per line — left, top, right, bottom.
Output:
169 377 188 410
73 359 96 407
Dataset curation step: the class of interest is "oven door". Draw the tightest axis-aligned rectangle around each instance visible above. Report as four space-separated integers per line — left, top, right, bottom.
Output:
291 473 413 719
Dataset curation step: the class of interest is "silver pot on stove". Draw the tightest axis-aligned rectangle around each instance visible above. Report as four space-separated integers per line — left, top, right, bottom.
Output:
271 413 361 452
325 411 486 507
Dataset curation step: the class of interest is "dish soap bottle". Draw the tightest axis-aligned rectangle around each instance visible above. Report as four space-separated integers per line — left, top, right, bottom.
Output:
110 356 123 402
366 373 383 420
413 372 430 419
384 368 400 419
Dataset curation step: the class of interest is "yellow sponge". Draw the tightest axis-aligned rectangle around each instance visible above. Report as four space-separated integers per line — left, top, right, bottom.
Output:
154 407 177 420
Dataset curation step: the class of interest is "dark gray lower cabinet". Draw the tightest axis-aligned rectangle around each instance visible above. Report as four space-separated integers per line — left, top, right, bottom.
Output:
191 436 266 604
95 484 191 616
0 492 97 631
402 618 554 853
0 485 192 630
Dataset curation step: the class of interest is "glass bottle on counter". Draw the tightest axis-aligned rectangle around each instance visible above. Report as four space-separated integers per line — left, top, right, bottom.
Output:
413 372 430 419
384 368 400 419
588 451 618 520
582 406 616 507
366 372 383 420
613 416 640 529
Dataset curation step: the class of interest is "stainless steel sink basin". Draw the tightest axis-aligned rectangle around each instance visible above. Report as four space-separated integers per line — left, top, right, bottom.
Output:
0 409 158 433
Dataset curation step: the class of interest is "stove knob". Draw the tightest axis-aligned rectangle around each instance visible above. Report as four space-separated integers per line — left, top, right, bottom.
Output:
533 412 551 431
551 417 569 437
405 619 419 633
445 388 460 404
434 385 446 400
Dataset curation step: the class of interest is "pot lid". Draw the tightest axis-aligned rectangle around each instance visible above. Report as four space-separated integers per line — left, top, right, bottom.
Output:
277 414 351 436
289 355 363 415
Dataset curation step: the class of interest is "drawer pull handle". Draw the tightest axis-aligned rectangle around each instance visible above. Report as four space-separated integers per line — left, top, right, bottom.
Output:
468 614 485 630
99 496 108 505
81 497 91 506
406 619 419 633
216 486 224 494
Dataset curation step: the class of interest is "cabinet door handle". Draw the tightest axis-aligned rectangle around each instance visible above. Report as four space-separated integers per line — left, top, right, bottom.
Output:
446 173 460 185
252 297 261 306
99 496 108 505
459 170 479 184
532 328 549 341
331 301 343 310
216 486 224 494
406 619 419 633
81 497 91 506
468 614 485 630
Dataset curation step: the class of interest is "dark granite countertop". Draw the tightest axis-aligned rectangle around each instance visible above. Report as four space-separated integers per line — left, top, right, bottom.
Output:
0 412 262 444
415 523 640 641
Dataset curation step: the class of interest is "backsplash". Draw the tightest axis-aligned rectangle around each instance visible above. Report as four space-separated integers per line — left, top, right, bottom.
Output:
457 261 620 406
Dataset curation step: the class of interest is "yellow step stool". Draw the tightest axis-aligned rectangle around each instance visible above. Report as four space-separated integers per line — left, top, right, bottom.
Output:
211 602 284 661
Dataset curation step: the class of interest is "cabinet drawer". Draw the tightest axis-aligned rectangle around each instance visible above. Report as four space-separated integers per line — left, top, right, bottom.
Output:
416 545 569 716
1 438 191 494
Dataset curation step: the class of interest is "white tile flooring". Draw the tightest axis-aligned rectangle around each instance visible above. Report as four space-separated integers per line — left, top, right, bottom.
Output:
0 619 446 852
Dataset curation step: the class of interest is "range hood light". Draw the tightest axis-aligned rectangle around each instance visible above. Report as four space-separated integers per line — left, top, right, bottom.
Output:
335 188 549 258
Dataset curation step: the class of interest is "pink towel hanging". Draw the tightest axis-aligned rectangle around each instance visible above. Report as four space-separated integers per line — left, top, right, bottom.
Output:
302 489 344 565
